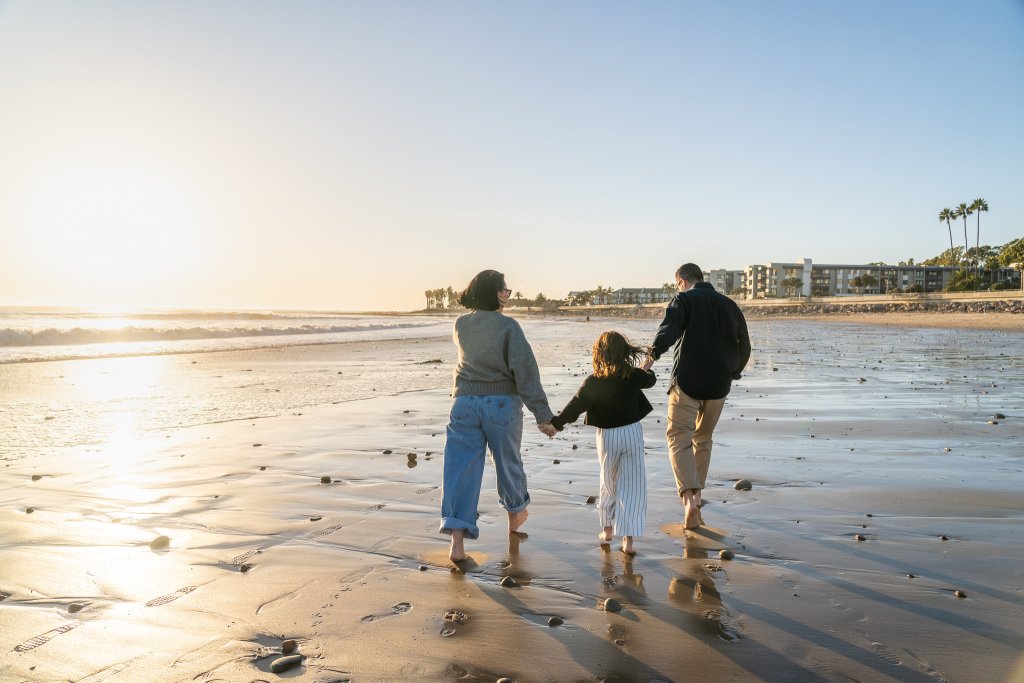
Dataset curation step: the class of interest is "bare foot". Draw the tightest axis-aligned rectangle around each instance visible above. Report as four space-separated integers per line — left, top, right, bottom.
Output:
449 529 467 562
598 527 613 543
683 490 702 530
621 536 636 556
508 509 529 533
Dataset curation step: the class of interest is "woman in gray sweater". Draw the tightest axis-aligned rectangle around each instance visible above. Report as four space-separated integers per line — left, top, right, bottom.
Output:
441 269 556 562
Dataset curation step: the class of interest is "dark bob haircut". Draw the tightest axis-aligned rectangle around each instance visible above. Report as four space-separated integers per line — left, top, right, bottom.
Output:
458 270 506 311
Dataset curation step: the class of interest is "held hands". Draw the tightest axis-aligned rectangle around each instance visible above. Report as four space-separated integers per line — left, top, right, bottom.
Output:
641 353 654 371
538 422 557 438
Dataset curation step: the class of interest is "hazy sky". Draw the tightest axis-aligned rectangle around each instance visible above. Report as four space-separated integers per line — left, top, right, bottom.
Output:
1 1 1022 311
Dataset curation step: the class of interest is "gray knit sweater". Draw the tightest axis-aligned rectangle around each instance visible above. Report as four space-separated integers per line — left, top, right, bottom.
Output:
451 311 554 424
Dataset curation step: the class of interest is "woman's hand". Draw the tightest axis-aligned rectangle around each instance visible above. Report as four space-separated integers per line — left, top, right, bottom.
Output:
538 422 557 438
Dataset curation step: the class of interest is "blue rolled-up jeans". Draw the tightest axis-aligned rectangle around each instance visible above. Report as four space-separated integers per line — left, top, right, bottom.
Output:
440 394 528 540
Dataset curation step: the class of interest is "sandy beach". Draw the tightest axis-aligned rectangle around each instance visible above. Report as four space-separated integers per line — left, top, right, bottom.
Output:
2 316 1022 682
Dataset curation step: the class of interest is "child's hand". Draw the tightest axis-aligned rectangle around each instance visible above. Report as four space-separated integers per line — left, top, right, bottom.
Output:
538 422 557 438
641 354 654 371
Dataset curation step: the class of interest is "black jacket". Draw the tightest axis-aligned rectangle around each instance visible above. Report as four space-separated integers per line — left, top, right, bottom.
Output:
550 368 657 431
650 282 751 400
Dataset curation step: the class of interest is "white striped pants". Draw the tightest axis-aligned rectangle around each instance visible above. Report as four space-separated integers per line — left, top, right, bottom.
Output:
595 421 647 537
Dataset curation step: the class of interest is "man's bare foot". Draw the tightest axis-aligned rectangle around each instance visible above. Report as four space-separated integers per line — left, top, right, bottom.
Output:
621 536 636 556
683 490 702 530
598 527 613 543
449 529 467 562
508 509 529 533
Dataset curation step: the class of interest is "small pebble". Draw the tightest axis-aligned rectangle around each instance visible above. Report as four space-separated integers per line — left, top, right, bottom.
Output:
497 678 514 683
603 598 622 612
552 459 560 465
987 420 999 425
571 444 578 450
259 466 267 471
281 639 298 654
499 576 519 588
943 447 952 452
719 549 735 560
26 507 34 514
149 535 170 550
733 479 752 491
320 476 332 484
615 638 626 646
585 495 597 504
309 516 322 521
31 474 42 481
854 534 866 541
940 535 949 541
382 449 393 454
68 603 85 613
907 573 916 578
993 413 1006 419
239 563 253 573
419 564 428 571
955 590 967 598
407 453 417 461
547 616 563 626
252 443 262 447
270 654 303 673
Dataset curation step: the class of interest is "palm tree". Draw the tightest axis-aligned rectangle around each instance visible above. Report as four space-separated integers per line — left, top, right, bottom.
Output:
970 198 989 286
954 203 973 274
938 208 955 258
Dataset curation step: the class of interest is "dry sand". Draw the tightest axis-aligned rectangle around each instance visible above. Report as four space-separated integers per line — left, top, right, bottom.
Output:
2 318 1023 682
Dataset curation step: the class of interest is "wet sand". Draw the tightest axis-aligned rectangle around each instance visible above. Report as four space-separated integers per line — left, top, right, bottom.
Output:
2 319 1023 682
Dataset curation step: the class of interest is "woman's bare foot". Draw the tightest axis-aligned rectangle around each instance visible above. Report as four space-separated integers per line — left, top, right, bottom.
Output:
449 529 467 562
683 490 702 530
598 527 613 543
621 535 636 556
508 509 529 533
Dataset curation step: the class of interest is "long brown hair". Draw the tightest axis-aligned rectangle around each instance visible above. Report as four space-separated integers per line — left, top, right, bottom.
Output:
592 331 644 379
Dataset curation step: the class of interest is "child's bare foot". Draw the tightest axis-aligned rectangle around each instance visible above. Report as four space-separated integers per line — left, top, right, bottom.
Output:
621 536 636 556
598 527 613 543
449 529 467 562
508 509 529 533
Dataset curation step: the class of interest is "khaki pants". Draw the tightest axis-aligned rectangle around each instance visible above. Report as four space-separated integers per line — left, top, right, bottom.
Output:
666 386 725 495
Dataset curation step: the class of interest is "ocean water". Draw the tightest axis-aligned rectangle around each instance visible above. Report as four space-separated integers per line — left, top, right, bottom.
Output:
0 307 453 363
0 307 454 453
2 311 1022 480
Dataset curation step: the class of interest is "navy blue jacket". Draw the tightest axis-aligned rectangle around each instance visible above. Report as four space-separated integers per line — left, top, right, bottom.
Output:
650 282 751 400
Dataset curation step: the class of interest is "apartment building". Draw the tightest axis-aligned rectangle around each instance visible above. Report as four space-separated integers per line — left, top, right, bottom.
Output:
742 259 959 298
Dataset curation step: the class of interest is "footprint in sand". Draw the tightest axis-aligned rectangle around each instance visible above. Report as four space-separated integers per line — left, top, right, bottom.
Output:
307 523 348 539
870 640 902 666
360 602 412 623
14 623 79 652
145 586 197 607
228 548 263 565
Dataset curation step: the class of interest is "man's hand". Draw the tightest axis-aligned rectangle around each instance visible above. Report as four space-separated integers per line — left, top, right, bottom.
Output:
641 354 654 371
538 422 557 438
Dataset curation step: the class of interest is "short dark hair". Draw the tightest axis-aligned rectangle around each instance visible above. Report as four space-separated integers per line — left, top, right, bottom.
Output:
675 263 704 283
458 270 506 311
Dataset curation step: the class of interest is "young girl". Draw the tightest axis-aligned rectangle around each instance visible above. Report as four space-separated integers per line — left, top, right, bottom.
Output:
550 331 656 555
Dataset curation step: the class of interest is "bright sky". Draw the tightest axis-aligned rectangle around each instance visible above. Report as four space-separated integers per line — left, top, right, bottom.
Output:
1 1 1022 311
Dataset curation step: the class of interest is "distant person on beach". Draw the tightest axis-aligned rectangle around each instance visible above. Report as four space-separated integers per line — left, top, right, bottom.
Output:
440 269 557 562
644 263 750 529
549 331 656 555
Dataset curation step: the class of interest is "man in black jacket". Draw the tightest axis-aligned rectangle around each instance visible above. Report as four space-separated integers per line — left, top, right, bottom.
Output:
645 263 751 529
